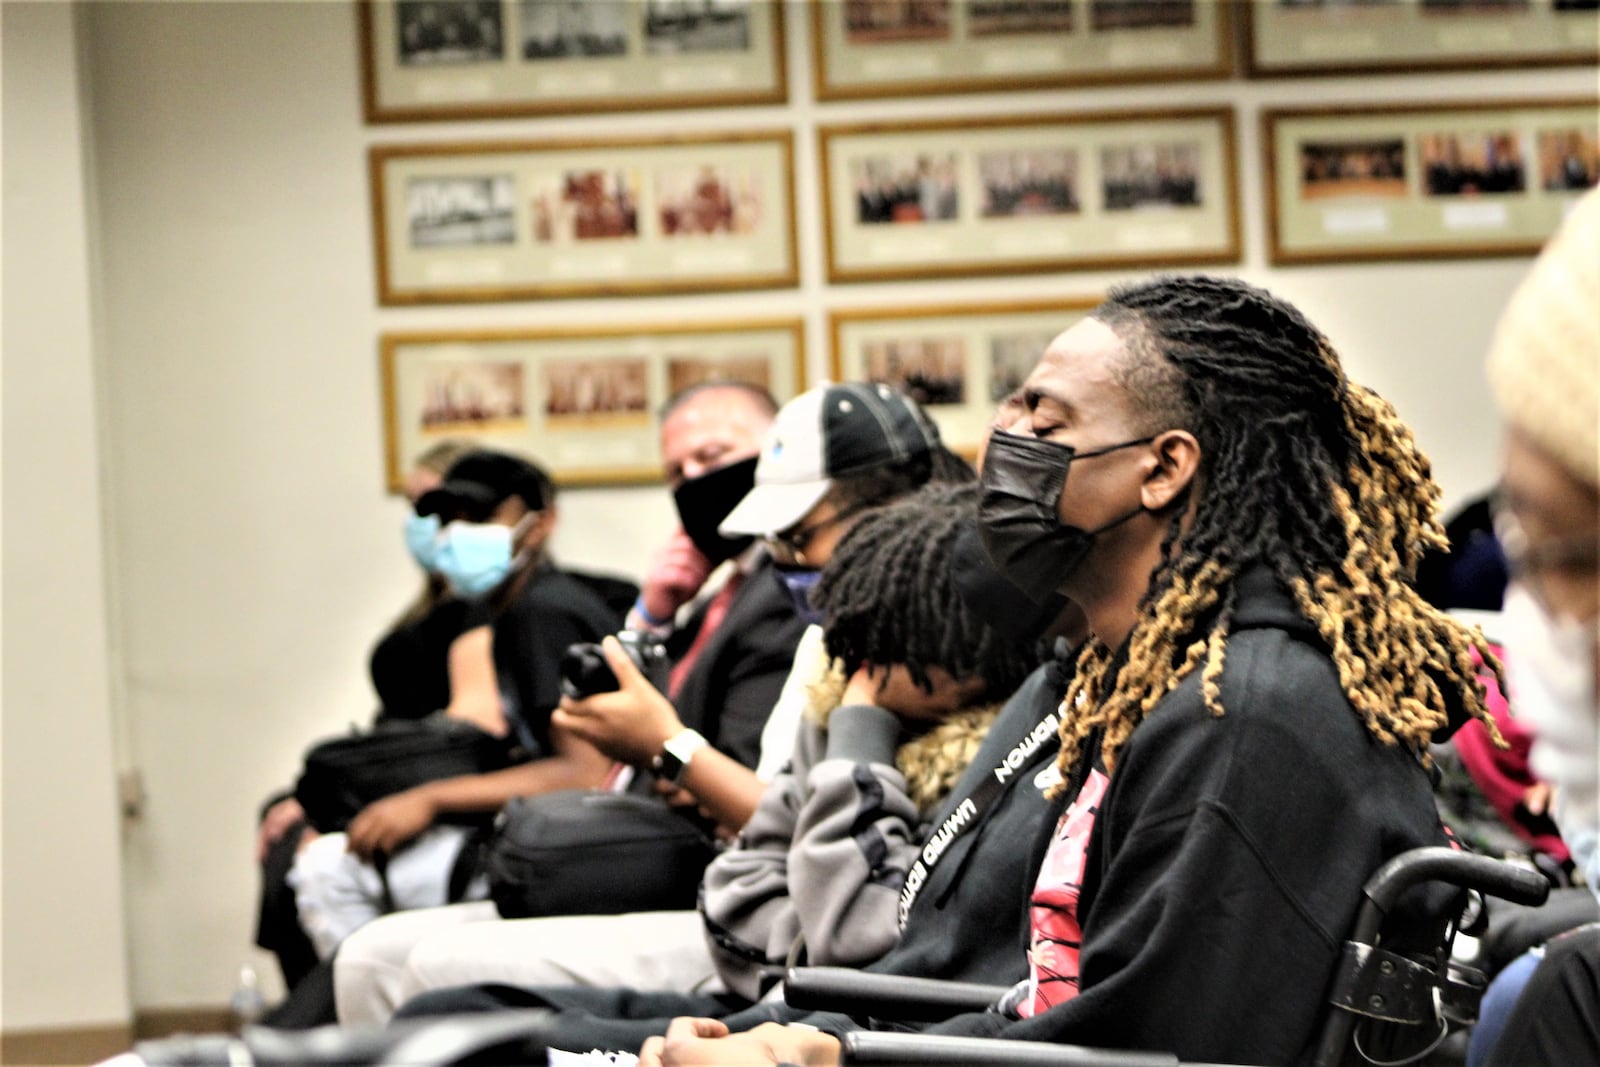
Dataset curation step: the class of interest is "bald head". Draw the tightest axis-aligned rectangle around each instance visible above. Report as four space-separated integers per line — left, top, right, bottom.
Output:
659 382 775 489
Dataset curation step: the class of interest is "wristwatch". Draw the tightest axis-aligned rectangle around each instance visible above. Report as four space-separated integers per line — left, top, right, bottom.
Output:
650 728 709 788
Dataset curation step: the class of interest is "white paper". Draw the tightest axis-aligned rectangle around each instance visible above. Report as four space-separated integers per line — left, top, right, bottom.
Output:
424 258 506 283
1108 40 1183 67
1438 25 1514 50
866 234 950 262
662 65 738 89
1114 222 1195 250
670 244 754 271
1301 32 1378 58
416 76 495 102
861 53 941 78
549 253 628 277
1320 207 1390 235
995 229 1072 255
981 46 1061 73
1442 201 1510 231
538 69 616 94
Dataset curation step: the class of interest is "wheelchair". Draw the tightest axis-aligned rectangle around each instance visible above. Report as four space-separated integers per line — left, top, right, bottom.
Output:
782 847 1550 1067
133 847 1546 1067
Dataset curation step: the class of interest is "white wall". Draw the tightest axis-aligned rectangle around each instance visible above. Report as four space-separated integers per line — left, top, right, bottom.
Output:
0 0 134 1032
22 0 1589 1016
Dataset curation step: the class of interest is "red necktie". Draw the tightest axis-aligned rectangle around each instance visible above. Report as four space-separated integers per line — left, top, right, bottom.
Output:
667 572 744 701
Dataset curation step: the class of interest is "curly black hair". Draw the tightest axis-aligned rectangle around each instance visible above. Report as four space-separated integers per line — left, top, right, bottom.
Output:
815 481 1037 704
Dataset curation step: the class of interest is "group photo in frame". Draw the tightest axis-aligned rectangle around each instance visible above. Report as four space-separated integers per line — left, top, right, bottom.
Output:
1244 0 1600 78
820 108 1240 283
358 0 787 122
370 131 798 304
381 318 804 488
810 0 1233 100
1265 98 1597 265
829 297 1100 456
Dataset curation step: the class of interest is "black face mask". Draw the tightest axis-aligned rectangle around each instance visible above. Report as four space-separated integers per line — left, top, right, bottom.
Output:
950 519 1068 645
673 456 759 565
977 429 1151 595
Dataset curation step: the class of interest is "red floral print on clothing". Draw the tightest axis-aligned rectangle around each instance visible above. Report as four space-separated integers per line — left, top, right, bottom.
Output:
1019 767 1109 1018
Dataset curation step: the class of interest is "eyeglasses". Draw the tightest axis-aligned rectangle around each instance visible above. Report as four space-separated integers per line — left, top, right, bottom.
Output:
1490 489 1600 610
764 507 861 563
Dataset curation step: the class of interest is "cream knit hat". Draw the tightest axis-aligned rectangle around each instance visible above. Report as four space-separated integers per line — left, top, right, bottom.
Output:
1486 187 1600 487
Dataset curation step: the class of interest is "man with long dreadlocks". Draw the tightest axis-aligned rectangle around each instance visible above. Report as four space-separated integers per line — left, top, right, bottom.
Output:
638 274 1504 1067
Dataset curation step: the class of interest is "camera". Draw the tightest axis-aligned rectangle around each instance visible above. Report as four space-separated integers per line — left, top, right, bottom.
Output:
560 630 671 700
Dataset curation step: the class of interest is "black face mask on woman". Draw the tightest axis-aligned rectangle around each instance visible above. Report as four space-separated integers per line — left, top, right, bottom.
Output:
673 456 759 565
977 429 1152 595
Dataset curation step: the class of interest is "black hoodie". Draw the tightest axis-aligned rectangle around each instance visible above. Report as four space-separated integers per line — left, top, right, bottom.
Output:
921 568 1455 1065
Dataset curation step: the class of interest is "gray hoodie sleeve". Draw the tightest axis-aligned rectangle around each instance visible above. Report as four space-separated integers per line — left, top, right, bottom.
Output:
700 704 925 1002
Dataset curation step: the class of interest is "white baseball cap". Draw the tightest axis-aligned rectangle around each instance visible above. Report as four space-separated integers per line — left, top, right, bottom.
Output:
719 382 942 536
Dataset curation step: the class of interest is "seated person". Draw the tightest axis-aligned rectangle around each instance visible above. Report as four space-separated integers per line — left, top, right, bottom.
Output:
352 483 1036 1028
255 437 479 990
333 383 974 1025
558 381 974 834
1468 187 1600 1067
639 275 1506 1066
703 481 1039 1002
288 450 621 955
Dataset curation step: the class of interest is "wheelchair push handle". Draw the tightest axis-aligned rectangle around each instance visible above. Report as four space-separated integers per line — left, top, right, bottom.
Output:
1362 846 1549 914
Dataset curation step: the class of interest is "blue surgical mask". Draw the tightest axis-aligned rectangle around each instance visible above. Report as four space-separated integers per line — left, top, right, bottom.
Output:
435 518 528 598
773 563 824 626
405 513 442 573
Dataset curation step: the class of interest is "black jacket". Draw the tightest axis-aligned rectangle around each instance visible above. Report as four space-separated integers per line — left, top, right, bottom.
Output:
925 568 1453 1066
667 555 808 769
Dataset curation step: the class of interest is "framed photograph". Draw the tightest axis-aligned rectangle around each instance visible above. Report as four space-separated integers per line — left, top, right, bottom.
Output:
381 318 805 488
810 0 1233 99
358 0 787 122
1244 0 1599 78
1264 98 1597 265
829 297 1101 456
820 109 1240 283
370 131 798 304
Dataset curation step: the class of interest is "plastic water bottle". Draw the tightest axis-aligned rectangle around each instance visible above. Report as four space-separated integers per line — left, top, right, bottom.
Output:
229 962 267 1031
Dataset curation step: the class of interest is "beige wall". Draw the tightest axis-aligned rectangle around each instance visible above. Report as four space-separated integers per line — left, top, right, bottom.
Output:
2 0 1591 1025
1 0 134 1032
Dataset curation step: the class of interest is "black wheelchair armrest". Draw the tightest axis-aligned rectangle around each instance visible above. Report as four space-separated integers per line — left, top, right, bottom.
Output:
784 966 1009 1023
840 1031 1182 1066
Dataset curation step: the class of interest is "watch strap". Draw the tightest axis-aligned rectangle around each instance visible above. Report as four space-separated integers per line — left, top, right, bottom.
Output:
651 728 709 788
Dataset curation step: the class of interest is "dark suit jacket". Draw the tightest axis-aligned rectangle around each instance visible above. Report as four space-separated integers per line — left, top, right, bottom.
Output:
664 554 806 770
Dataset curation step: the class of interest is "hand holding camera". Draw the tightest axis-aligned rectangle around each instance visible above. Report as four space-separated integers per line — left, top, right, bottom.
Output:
553 633 682 768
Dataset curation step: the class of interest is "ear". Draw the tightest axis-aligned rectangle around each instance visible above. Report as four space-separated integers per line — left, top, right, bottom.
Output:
518 507 558 554
1139 429 1201 513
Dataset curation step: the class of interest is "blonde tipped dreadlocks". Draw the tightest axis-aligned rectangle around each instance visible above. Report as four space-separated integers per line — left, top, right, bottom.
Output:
1050 276 1504 788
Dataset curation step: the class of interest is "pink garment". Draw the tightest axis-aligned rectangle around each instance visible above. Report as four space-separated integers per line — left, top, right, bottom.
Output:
1452 644 1569 862
1021 768 1110 1018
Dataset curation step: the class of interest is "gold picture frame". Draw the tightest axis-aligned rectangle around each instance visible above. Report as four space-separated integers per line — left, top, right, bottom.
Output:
1264 98 1596 265
370 131 799 304
1243 0 1600 79
810 0 1234 100
381 318 806 489
820 108 1241 283
358 0 788 122
828 296 1102 457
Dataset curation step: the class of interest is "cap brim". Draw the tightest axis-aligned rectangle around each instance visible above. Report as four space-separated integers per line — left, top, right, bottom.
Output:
415 481 501 520
719 478 833 537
